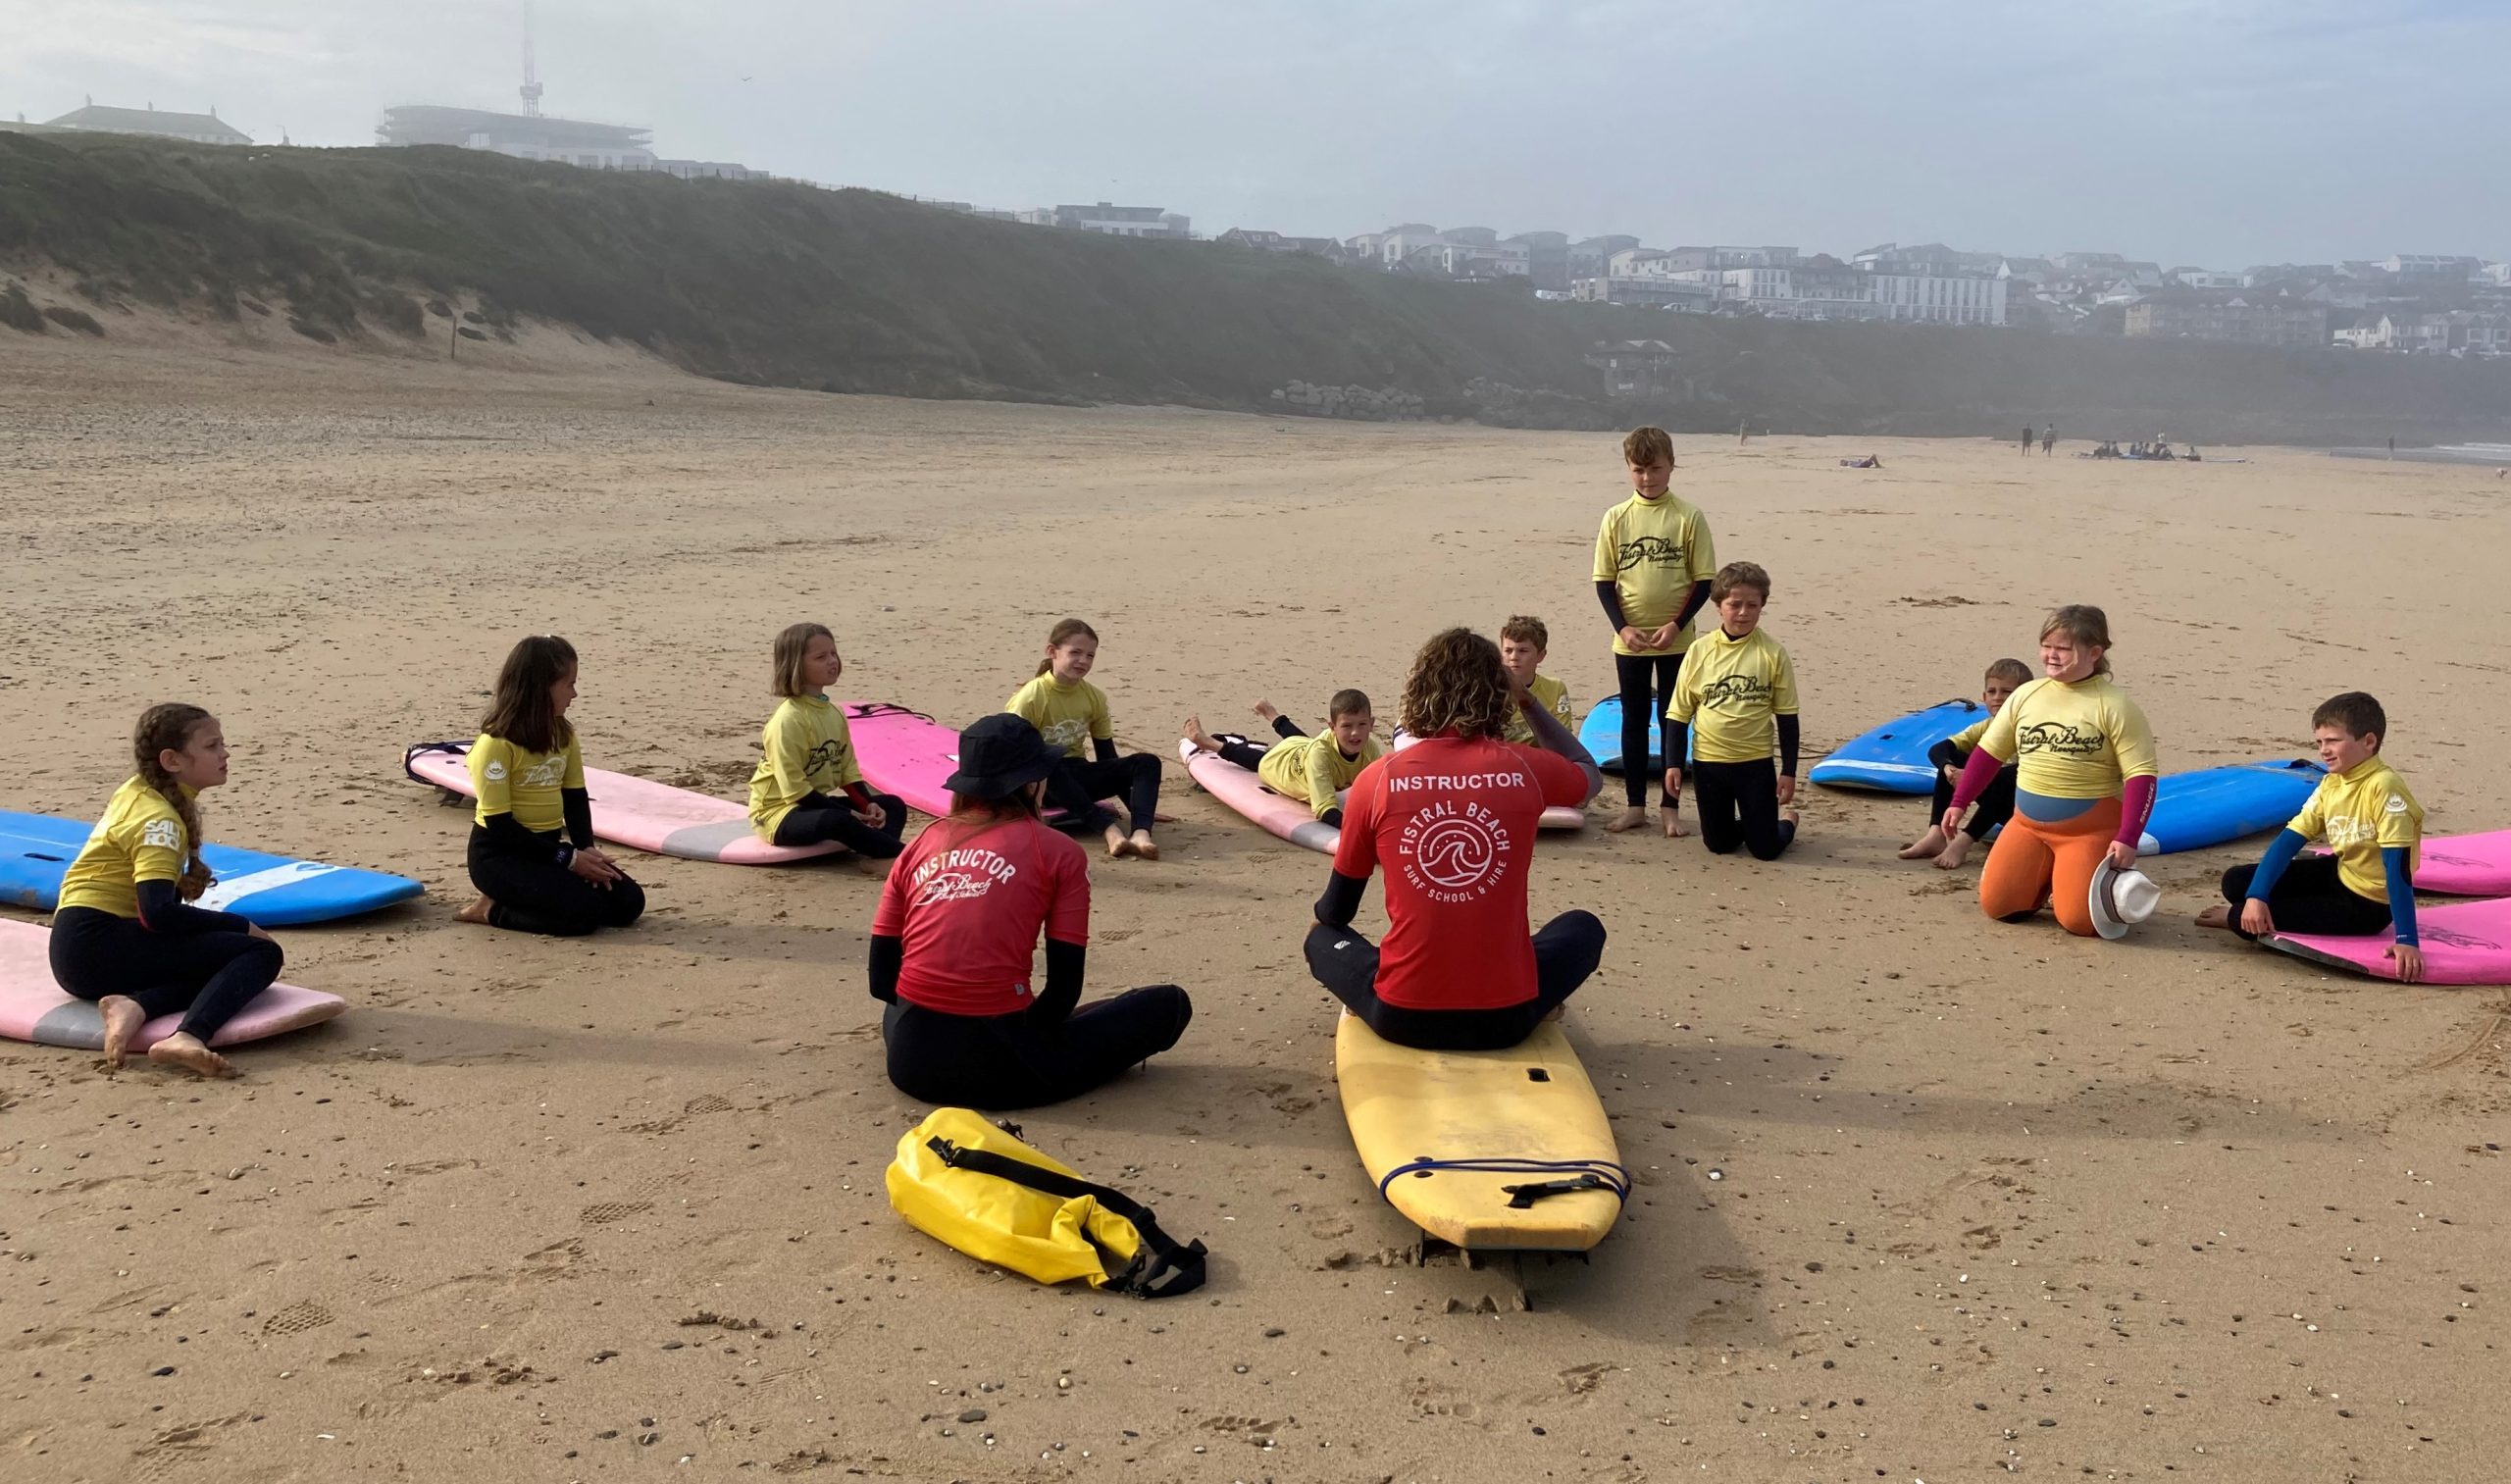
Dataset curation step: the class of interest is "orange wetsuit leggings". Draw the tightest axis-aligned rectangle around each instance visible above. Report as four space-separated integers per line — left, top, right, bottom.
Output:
1978 796 2120 938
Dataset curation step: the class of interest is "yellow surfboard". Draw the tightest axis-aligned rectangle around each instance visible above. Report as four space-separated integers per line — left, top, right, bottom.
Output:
1334 1015 1626 1253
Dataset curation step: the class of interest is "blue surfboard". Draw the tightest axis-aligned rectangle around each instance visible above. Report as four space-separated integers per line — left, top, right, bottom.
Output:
2139 759 2323 855
0 810 424 926
1577 696 1703 773
1808 698 1988 793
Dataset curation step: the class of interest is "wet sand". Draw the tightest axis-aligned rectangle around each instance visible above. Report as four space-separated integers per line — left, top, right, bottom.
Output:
4 319 2508 1482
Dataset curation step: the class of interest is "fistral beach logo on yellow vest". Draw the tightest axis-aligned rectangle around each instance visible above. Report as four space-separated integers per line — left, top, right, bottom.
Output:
2016 721 2103 757
1615 535 1686 572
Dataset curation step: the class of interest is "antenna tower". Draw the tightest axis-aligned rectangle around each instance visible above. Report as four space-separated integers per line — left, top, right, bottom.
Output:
519 0 544 117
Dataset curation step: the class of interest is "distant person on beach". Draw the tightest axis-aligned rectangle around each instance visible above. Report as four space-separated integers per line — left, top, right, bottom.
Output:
745 623 905 864
1183 691 1379 828
2042 425 2057 456
1594 426 1717 835
2196 691 2424 982
1940 606 2159 937
457 636 646 936
1307 629 1605 1050
1665 562 1801 859
872 714 1192 1107
2022 425 2035 455
47 703 282 1078
1008 618 1164 860
1900 657 2032 869
1839 454 1884 469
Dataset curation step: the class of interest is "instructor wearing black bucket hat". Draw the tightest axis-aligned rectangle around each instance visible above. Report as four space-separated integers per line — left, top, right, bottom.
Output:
870 714 1193 1107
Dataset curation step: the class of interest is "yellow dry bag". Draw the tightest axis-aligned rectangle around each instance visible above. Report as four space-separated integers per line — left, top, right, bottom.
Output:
887 1108 1207 1298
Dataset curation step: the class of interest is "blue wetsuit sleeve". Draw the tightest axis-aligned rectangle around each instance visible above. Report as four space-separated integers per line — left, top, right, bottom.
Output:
2244 830 2307 901
2383 847 2419 946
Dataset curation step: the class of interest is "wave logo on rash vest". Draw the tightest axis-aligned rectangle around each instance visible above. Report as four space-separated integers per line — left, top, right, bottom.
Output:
1614 535 1687 573
1398 799 1513 904
804 738 850 783
1038 717 1092 751
520 754 569 788
2015 721 2104 757
1700 674 1770 709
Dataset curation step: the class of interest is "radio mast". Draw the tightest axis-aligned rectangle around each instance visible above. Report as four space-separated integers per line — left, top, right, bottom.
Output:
519 1 544 117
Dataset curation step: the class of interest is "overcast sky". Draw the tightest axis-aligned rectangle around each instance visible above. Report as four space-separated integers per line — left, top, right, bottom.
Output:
11 0 2504 268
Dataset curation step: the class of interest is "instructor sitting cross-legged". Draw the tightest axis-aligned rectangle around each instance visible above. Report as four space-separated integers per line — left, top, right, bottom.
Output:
1306 628 1608 1051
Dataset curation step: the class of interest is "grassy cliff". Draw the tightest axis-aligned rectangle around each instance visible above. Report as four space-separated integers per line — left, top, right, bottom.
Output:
4 130 2506 443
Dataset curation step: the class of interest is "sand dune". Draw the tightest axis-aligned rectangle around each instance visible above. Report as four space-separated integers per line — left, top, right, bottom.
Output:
4 328 2507 1482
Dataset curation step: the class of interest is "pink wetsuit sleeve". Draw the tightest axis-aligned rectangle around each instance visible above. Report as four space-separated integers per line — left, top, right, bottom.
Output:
2116 774 2157 847
1948 746 2006 813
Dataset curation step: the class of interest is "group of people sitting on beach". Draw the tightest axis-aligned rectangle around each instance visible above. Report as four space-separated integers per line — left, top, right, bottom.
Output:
2088 437 2201 461
46 425 2430 1100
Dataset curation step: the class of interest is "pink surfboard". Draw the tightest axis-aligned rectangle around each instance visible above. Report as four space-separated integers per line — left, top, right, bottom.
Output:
1392 730 1586 831
2265 896 2511 986
2409 830 2511 897
0 919 344 1051
840 702 1110 824
845 703 962 819
1180 739 1341 854
402 742 840 866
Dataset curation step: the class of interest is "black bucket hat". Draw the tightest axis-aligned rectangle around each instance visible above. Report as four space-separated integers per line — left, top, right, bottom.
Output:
944 713 1060 799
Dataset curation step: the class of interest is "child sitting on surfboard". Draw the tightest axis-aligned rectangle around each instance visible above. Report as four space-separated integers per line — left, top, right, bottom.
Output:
1007 619 1164 860
1665 562 1801 859
455 636 647 936
1593 426 1717 837
745 623 906 865
2195 691 2425 982
1498 616 1575 748
1181 691 1380 828
1900 657 2031 870
47 703 283 1078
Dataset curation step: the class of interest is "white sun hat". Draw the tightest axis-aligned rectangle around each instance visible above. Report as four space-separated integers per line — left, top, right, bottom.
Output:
2088 856 2162 941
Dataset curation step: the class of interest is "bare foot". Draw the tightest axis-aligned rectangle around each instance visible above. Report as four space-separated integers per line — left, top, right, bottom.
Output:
1933 832 1974 870
1251 698 1281 725
1663 807 1688 839
2193 903 2232 931
853 852 897 879
455 896 495 925
96 995 146 1068
1182 715 1219 754
147 1032 237 1079
1128 830 1160 861
1899 827 1948 860
1542 1003 1568 1023
1105 825 1135 859
1605 806 1650 834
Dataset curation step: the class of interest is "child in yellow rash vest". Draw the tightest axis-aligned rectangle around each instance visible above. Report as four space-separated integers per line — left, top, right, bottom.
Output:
1594 426 1717 835
1008 617 1164 860
745 623 906 863
1497 615 1574 747
458 635 646 937
2198 691 2426 982
1665 562 1799 859
47 702 282 1078
1183 691 1380 826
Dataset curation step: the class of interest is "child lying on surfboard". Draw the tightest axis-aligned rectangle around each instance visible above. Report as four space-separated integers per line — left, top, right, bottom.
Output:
1182 691 1380 829
2195 691 2426 982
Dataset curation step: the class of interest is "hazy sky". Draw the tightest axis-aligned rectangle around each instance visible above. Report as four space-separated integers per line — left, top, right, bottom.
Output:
11 0 2504 268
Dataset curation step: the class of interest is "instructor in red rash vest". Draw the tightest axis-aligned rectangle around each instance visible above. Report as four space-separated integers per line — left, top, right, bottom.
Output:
1307 628 1608 1050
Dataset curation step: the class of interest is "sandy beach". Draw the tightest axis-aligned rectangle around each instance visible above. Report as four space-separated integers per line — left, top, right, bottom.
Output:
4 320 2508 1483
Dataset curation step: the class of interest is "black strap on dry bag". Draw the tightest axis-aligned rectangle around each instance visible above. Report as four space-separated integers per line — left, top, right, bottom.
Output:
926 1137 1207 1298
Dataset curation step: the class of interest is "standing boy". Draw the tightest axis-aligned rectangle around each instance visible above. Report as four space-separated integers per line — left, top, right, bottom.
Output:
1593 426 1717 836
1665 562 1799 860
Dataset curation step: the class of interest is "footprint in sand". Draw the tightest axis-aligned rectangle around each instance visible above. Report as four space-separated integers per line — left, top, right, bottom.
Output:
261 1300 336 1337
580 1201 652 1226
